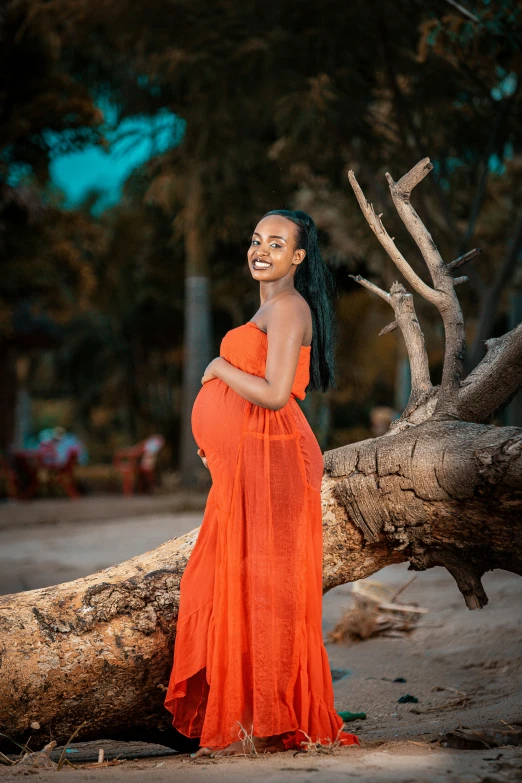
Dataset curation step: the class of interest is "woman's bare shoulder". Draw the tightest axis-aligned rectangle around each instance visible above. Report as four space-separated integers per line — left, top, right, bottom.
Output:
264 294 312 345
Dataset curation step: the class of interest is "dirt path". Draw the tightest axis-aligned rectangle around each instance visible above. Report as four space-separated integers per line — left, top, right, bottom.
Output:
2 742 522 782
1 497 521 781
0 507 203 593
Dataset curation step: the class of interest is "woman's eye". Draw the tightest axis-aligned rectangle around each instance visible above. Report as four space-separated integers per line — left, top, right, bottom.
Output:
270 243 281 249
251 239 259 245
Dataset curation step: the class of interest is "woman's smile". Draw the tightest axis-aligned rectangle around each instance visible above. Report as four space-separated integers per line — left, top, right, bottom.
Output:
252 256 272 270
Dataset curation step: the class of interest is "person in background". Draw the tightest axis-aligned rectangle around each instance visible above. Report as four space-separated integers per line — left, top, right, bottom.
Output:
369 406 398 437
37 426 89 467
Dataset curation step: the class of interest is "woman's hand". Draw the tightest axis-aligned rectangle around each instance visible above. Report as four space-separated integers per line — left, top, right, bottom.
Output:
201 357 224 385
197 447 209 469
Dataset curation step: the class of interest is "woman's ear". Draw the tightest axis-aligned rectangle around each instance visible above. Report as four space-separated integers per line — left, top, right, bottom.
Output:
293 249 306 265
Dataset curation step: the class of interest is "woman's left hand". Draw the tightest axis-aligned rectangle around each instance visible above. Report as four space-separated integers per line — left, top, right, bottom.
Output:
201 357 224 385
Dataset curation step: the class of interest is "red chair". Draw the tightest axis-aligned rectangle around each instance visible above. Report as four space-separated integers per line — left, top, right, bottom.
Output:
113 435 165 496
47 447 80 499
10 443 80 500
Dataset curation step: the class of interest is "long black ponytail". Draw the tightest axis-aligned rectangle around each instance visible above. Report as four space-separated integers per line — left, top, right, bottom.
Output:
262 209 338 393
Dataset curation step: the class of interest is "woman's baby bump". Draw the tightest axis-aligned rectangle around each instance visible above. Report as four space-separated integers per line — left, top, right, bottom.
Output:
191 379 248 503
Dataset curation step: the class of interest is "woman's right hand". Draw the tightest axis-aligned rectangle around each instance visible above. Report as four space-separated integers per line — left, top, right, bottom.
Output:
197 447 209 469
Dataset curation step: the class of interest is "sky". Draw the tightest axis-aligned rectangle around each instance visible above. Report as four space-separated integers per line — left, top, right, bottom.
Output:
49 103 185 214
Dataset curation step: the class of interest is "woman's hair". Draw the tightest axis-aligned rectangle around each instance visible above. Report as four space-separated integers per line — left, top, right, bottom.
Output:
262 209 338 393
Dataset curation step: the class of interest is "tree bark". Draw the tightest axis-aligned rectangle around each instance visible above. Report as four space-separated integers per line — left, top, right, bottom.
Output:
180 164 213 487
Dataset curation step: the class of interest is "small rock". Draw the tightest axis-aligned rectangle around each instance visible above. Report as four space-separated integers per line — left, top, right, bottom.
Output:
16 741 57 769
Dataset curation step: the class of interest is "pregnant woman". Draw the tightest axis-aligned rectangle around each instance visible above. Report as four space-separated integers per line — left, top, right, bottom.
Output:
164 209 360 757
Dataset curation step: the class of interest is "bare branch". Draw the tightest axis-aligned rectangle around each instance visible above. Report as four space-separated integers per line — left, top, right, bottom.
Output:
388 282 433 407
350 159 465 420
375 323 522 428
385 159 466 420
349 271 432 408
390 157 433 193
454 276 469 286
386 158 448 286
459 322 522 423
347 170 437 304
447 247 482 271
348 274 390 303
379 321 398 335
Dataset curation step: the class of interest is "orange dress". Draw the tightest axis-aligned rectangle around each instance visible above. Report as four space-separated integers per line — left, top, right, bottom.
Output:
164 321 360 751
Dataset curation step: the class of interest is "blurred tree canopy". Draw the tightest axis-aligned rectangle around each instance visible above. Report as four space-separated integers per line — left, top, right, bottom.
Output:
0 0 521 467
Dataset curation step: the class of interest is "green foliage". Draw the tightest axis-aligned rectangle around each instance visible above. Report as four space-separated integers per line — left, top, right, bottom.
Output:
0 0 104 334
1 0 521 457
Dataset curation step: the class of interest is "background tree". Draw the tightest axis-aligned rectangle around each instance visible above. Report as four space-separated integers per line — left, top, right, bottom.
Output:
1 0 520 469
55 177 185 459
82 0 522 449
0 0 103 452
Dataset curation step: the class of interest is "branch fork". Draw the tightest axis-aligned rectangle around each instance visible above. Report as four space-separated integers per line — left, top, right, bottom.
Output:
348 157 482 421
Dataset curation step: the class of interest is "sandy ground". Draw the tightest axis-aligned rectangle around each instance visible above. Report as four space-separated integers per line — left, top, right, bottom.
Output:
2 744 522 783
1 495 521 782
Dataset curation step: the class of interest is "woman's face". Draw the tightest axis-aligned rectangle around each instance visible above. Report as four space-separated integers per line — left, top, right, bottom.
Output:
247 215 306 281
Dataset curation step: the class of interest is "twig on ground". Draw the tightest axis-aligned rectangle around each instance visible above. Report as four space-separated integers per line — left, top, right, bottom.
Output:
410 686 469 713
0 750 14 766
0 732 33 756
296 726 346 755
327 579 429 644
236 721 258 757
81 755 125 768
56 721 88 771
389 575 417 602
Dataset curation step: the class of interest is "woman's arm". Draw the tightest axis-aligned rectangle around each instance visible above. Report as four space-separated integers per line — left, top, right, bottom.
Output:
204 298 309 411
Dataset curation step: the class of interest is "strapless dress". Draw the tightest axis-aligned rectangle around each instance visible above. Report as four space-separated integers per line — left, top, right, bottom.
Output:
164 321 360 751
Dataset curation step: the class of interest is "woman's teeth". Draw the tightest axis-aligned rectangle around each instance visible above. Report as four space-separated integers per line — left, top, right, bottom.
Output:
253 259 271 269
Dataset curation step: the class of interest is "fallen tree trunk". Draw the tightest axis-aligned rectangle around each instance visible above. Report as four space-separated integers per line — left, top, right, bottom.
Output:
1 158 521 752
0 498 398 753
323 420 522 607
1 418 520 752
